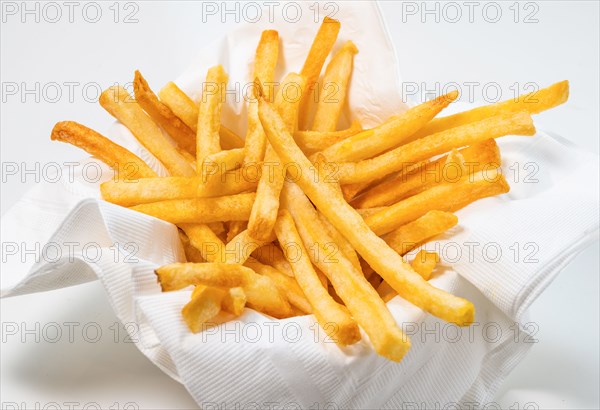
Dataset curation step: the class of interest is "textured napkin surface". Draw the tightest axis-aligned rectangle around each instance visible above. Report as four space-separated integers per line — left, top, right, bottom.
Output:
2 2 599 408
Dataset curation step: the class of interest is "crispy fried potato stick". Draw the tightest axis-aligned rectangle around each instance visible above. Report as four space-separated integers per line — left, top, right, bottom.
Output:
411 250 440 280
100 173 256 207
201 148 245 181
197 65 228 168
274 210 361 345
244 257 312 314
412 80 569 139
182 286 224 333
312 41 358 132
133 70 196 156
244 30 280 166
382 211 458 256
352 139 500 208
179 223 226 263
50 121 157 179
259 98 475 326
158 82 244 150
248 73 305 241
221 287 247 316
294 120 362 155
280 182 409 360
316 212 361 271
252 243 294 277
179 230 205 263
130 192 256 224
366 169 509 236
318 91 458 163
156 263 291 318
227 221 248 243
224 230 269 264
299 17 341 130
99 86 195 176
336 111 535 184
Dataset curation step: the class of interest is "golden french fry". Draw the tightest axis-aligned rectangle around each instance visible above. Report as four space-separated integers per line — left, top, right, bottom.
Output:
243 30 280 166
412 80 569 139
274 210 361 345
248 73 305 241
179 230 205 263
280 182 409 360
312 41 358 132
182 286 224 333
133 70 196 156
227 221 248 243
179 223 226 263
156 263 291 318
100 173 256 207
316 212 361 271
366 169 509 236
130 192 256 224
299 17 341 130
221 287 247 316
259 98 475 327
336 111 535 184
352 139 501 208
382 211 458 256
294 120 362 155
201 148 245 180
158 81 244 150
99 86 195 177
50 121 156 179
317 90 458 163
252 243 294 277
411 250 440 280
224 230 269 264
244 257 312 314
197 65 228 168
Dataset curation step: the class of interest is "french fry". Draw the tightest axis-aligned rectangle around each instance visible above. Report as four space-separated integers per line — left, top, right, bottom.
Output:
158 81 244 149
130 192 256 224
294 119 362 155
156 262 291 318
299 17 341 130
99 86 195 176
244 257 312 314
412 80 569 139
382 211 458 256
224 230 269 264
197 65 228 168
243 30 280 166
411 250 440 280
365 169 509 236
221 287 247 316
280 182 409 360
274 210 361 345
336 111 535 184
259 97 475 326
317 90 458 163
201 148 245 180
100 173 256 207
227 221 248 243
316 212 361 271
182 286 224 333
179 230 205 263
248 73 305 241
133 70 196 155
50 121 157 179
179 223 226 263
312 41 358 132
252 243 294 277
352 139 501 208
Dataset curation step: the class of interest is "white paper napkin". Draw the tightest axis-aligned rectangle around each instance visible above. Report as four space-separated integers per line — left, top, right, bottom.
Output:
2 2 598 408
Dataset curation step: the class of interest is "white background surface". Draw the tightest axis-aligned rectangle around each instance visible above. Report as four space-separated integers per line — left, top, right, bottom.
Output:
1 1 598 409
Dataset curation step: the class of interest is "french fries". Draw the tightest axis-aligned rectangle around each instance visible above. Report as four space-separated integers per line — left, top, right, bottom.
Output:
365 169 509 236
156 262 291 318
131 193 256 224
197 65 228 168
50 121 157 179
99 86 195 177
336 111 536 184
274 210 361 345
316 90 459 163
158 81 244 150
312 41 358 132
50 16 570 363
259 97 475 326
133 70 196 156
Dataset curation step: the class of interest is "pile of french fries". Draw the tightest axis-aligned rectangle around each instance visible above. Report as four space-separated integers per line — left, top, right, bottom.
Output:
50 17 569 362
